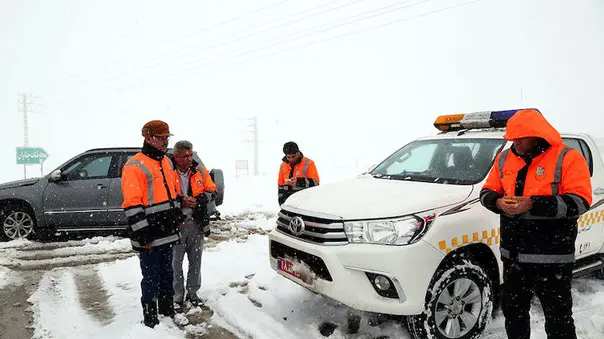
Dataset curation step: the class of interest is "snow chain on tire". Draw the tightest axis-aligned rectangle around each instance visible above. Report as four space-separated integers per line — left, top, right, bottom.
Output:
405 259 494 339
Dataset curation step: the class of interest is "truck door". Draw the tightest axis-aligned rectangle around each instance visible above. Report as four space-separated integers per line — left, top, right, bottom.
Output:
563 137 604 258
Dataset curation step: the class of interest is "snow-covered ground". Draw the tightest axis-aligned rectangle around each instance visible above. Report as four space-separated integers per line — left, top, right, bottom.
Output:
1 172 604 338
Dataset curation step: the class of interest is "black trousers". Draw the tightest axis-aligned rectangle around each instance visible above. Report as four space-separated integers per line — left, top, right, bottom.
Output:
139 243 174 303
501 260 576 339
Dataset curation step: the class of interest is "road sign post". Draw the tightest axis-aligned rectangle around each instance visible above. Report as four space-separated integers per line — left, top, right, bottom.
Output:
16 147 49 178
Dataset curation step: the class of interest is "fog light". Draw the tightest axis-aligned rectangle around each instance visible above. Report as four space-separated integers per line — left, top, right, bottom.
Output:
365 272 399 299
374 275 391 291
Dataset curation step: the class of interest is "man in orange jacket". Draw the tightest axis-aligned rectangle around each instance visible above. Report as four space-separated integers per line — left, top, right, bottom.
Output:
278 141 320 205
480 109 592 339
169 140 217 312
121 120 186 327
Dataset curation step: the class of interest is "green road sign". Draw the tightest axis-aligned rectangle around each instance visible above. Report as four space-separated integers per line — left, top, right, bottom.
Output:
16 147 49 164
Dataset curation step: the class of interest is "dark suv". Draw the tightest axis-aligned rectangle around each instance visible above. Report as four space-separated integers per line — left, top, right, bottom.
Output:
0 147 224 240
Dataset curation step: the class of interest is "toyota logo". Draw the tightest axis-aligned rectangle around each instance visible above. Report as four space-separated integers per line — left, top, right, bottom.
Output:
289 216 305 236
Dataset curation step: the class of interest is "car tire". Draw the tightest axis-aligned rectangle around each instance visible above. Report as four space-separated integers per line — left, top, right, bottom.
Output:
0 205 37 241
405 260 493 339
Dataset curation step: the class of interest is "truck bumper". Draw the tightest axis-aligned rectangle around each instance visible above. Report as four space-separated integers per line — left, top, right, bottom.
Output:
268 229 444 315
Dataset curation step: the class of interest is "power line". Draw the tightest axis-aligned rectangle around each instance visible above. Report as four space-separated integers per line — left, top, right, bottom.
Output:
45 0 368 99
124 0 432 84
152 0 424 79
38 0 486 109
51 0 291 85
223 0 427 62
234 0 486 65
112 0 361 76
42 0 428 103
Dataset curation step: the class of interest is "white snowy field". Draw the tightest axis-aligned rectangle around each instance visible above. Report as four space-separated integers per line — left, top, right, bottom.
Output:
0 170 603 338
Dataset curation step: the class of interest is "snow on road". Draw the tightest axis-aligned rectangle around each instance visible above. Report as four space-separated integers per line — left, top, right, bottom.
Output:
2 225 604 339
1 173 604 338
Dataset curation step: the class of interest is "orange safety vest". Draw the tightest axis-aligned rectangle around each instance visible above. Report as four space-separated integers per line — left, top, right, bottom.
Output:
122 152 182 250
496 144 574 197
180 164 217 198
278 155 320 205
175 162 218 230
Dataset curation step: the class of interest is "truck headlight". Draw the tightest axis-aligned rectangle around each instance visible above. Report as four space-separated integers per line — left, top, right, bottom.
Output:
344 216 429 245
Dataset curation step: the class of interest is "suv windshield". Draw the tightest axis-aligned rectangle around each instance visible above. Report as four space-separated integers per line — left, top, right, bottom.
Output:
370 138 507 185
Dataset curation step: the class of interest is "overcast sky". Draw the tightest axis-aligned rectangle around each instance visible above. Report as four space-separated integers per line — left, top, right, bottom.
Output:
1 0 603 182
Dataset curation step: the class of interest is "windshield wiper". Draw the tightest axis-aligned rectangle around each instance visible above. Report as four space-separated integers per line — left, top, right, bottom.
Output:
387 174 446 183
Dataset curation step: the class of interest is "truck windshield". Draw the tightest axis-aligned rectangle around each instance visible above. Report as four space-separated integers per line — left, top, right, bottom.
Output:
370 138 507 185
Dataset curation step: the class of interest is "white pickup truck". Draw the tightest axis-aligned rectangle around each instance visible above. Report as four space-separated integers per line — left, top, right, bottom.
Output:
268 109 604 339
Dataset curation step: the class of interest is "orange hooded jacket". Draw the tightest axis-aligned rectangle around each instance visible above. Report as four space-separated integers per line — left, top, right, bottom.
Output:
480 109 592 261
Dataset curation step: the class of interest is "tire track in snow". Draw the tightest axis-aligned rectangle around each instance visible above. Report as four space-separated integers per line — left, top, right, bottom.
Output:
73 266 116 326
0 271 40 339
0 237 136 271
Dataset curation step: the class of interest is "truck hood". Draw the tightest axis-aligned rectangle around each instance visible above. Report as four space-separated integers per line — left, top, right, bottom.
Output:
0 178 40 190
283 176 474 220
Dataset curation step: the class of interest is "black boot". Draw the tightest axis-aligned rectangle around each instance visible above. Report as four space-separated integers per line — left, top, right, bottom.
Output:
142 301 159 328
158 296 175 318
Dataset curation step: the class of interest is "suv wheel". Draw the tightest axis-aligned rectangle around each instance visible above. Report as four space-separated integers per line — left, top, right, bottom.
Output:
1 205 36 240
405 260 493 339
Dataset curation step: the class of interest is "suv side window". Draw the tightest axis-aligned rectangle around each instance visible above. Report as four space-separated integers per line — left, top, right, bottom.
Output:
61 153 114 180
114 152 138 178
562 138 593 176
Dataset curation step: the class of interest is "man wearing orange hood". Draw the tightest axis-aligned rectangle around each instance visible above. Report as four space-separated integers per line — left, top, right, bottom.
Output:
480 109 592 339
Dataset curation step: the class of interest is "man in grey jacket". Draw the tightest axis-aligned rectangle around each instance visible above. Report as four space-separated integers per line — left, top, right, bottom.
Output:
170 140 217 312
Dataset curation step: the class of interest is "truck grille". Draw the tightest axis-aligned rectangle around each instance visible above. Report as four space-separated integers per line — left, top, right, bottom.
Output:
276 209 348 246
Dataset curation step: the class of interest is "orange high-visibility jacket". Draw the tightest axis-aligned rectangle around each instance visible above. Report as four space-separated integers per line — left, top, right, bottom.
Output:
173 159 217 231
278 155 320 205
122 152 183 250
480 109 592 263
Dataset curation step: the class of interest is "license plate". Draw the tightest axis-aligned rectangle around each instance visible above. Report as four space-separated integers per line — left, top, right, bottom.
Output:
277 257 301 279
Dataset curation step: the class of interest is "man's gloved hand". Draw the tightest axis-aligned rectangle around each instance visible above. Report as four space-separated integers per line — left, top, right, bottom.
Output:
204 229 211 237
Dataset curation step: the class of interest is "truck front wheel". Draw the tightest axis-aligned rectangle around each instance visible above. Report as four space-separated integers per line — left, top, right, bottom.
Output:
405 260 494 339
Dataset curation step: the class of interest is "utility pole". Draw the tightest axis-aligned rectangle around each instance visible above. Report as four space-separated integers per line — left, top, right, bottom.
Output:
17 93 32 179
252 116 259 176
241 116 259 176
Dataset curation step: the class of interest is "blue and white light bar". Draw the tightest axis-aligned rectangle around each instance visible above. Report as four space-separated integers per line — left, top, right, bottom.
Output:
433 108 541 132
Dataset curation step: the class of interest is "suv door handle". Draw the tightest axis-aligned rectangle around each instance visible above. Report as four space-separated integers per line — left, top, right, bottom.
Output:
594 187 604 195
97 184 107 189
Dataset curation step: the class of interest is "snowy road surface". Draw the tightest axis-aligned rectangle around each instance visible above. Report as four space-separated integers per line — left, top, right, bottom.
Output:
1 212 604 339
